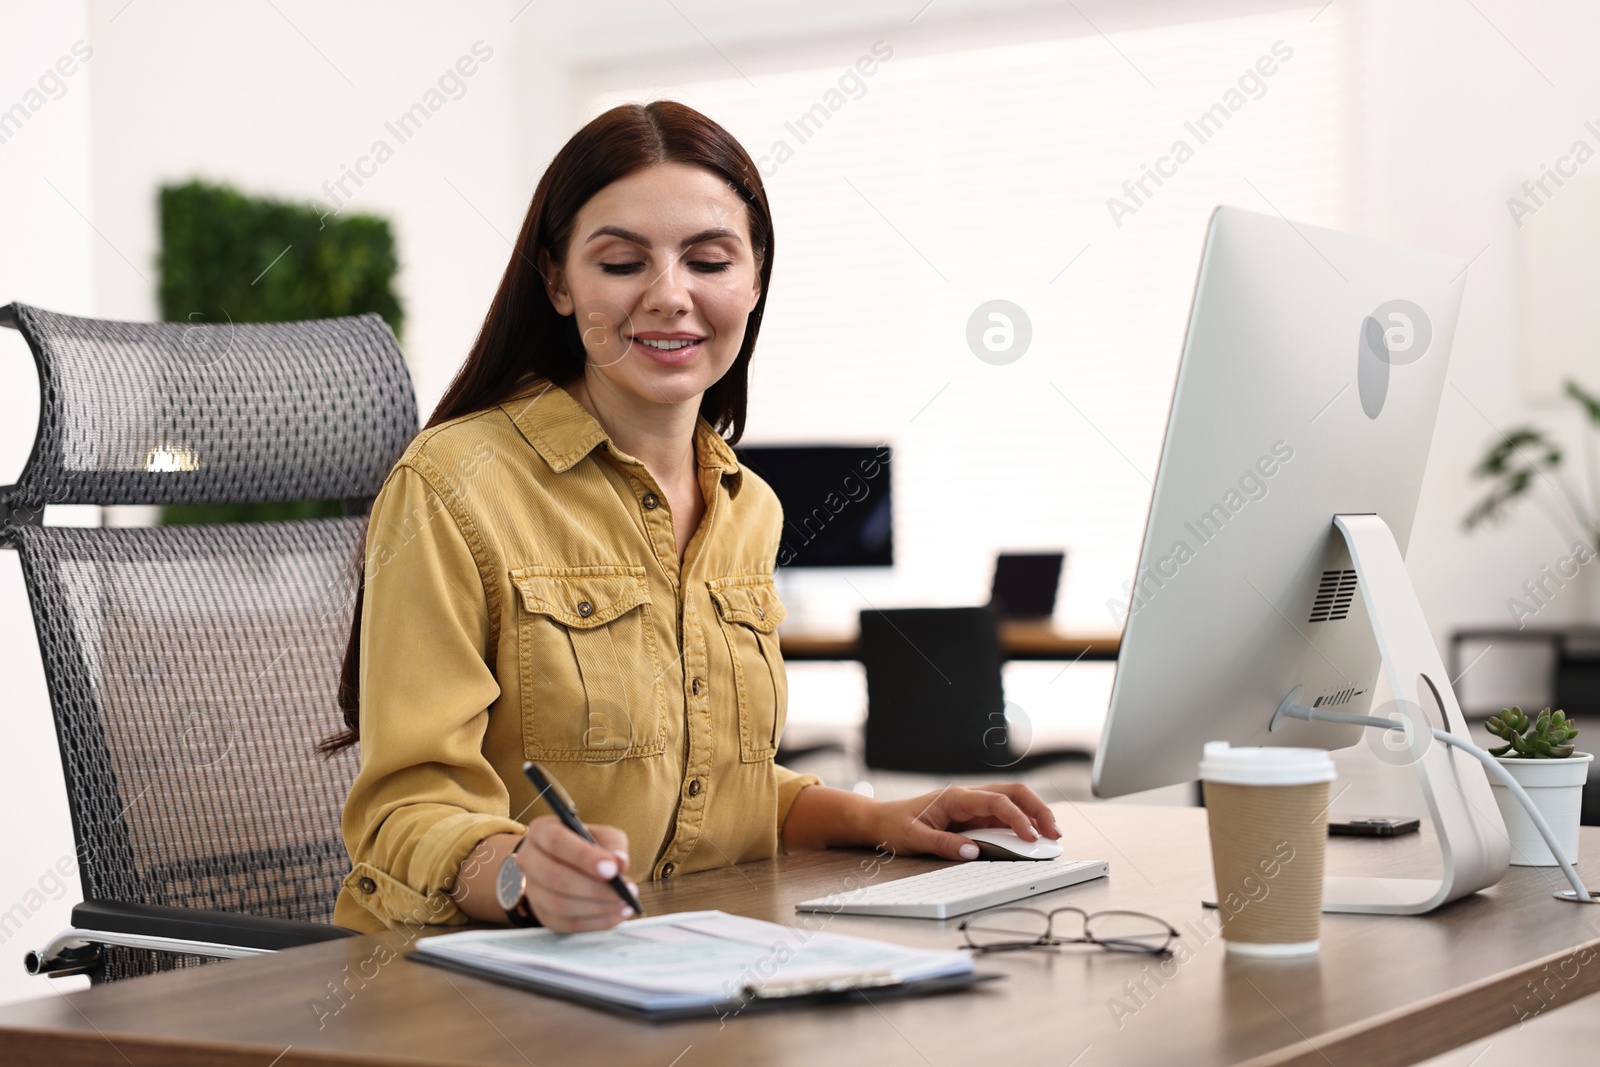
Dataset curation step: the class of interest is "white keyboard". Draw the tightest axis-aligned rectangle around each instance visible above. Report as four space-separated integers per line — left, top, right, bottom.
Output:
796 859 1109 920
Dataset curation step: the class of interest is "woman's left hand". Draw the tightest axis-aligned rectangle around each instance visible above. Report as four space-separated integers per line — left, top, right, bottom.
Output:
866 783 1062 861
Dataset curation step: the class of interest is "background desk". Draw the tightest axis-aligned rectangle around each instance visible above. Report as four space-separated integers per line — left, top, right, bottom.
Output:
780 622 1122 662
2 804 1598 1066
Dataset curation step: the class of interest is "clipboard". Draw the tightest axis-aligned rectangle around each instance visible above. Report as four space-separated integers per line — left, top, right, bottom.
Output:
407 949 1003 1022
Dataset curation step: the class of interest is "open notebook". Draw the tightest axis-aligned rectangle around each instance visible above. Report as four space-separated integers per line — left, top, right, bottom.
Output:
407 910 989 1021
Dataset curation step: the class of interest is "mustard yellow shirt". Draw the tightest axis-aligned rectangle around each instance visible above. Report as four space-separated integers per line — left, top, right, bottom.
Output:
335 378 822 934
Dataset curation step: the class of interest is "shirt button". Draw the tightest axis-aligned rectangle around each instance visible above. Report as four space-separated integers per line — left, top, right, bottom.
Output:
688 779 701 797
642 492 659 510
358 877 377 894
756 608 766 620
576 601 594 617
691 678 702 696
661 862 676 879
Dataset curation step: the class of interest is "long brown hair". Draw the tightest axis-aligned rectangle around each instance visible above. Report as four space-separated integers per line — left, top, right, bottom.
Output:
318 100 775 756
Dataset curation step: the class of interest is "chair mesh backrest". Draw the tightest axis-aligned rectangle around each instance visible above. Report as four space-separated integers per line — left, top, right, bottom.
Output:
0 302 418 950
13 520 365 922
0 302 416 509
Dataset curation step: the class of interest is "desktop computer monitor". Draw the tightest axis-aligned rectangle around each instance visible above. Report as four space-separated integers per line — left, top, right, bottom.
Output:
734 445 893 568
1092 206 1468 799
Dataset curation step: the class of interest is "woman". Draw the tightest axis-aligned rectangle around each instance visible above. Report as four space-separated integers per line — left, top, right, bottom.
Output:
325 100 1060 935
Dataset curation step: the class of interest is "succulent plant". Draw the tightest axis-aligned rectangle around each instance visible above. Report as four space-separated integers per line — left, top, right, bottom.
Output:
1486 706 1579 759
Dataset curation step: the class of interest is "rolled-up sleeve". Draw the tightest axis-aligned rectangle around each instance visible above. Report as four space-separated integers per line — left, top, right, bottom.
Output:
773 763 822 849
339 464 525 931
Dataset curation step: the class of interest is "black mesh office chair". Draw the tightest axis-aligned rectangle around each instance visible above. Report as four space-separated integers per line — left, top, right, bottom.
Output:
0 302 417 983
859 607 1092 775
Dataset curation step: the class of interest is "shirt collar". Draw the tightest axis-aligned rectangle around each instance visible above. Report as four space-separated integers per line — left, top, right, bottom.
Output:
500 378 743 487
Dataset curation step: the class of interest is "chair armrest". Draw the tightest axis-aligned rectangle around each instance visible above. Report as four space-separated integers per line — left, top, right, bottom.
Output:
71 899 358 952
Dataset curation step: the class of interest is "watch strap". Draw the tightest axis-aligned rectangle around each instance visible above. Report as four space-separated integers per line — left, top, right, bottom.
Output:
502 837 540 927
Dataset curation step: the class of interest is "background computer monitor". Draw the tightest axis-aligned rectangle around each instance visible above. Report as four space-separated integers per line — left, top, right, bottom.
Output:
1092 206 1467 798
734 445 893 568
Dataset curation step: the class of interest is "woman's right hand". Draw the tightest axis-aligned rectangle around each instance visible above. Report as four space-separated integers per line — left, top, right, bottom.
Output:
515 815 635 932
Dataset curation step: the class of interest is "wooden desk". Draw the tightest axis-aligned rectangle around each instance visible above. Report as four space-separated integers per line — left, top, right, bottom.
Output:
780 621 1121 662
3 804 1599 1066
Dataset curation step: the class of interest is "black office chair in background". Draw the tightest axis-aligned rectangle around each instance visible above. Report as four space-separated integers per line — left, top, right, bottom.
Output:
0 302 417 983
858 606 1092 776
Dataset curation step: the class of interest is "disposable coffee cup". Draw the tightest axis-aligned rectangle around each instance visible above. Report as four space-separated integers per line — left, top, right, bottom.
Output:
1200 741 1336 958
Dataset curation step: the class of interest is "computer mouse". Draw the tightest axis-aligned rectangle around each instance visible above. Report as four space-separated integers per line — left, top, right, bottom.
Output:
962 828 1063 861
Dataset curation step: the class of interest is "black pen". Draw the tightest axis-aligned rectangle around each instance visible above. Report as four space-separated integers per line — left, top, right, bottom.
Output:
522 761 646 918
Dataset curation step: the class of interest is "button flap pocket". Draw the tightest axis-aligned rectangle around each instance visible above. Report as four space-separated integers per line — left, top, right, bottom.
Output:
708 575 786 633
511 565 649 628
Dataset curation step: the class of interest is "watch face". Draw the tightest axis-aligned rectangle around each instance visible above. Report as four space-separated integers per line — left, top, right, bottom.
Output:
496 854 525 912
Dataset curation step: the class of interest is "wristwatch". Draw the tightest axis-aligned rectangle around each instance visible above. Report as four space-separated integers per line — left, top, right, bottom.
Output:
496 839 540 927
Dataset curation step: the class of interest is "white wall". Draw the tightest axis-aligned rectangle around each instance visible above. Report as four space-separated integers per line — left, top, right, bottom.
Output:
0 0 96 1006
82 0 531 411
1353 0 1600 686
2 0 1598 1007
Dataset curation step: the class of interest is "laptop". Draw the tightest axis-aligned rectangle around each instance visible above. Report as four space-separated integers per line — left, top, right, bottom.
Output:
988 552 1065 620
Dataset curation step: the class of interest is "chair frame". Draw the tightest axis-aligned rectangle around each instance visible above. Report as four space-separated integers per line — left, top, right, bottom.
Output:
2 302 416 980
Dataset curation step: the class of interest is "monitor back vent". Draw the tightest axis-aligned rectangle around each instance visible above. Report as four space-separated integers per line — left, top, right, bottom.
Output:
1309 569 1358 622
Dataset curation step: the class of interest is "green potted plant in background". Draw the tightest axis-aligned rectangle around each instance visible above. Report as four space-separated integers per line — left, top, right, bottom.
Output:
156 178 404 525
1464 378 1600 563
1484 706 1591 866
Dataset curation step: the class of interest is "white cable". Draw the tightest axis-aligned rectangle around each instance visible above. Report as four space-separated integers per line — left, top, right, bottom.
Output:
1282 704 1593 903
1428 729 1592 901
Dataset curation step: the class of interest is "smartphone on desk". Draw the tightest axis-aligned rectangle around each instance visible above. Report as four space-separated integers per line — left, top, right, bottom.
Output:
1328 815 1420 837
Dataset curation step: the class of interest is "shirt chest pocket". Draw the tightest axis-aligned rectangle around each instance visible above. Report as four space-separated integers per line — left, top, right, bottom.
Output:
511 565 667 762
708 575 788 763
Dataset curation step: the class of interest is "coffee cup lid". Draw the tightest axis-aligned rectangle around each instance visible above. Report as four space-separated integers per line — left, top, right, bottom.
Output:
1199 741 1337 786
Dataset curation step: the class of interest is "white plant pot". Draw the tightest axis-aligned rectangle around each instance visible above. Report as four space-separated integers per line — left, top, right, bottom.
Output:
1489 752 1593 866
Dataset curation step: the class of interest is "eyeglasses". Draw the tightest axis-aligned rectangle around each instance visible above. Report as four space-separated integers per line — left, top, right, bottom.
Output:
958 906 1179 957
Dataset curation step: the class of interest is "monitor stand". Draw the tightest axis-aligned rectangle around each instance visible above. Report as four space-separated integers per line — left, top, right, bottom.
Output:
1266 513 1510 915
